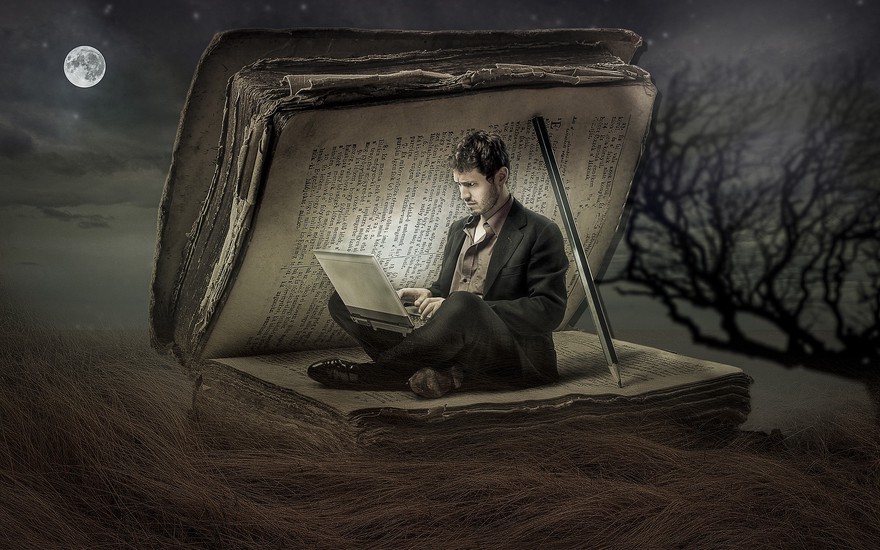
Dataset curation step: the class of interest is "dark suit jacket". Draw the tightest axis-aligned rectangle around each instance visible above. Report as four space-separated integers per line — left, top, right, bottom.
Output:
428 199 569 381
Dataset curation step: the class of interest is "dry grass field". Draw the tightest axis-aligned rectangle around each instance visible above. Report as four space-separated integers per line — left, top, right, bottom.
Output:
2 304 879 549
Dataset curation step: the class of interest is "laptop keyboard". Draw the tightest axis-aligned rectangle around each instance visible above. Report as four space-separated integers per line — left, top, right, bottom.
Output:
409 313 427 329
405 305 429 329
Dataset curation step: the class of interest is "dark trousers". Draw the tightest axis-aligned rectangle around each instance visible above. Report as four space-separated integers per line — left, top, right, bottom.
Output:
328 291 542 389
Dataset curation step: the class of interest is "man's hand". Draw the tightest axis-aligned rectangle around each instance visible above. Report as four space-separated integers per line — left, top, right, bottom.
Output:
416 297 445 319
397 288 445 319
397 287 431 305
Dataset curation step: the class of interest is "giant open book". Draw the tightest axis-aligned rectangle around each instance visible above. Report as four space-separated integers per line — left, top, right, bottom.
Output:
151 29 751 427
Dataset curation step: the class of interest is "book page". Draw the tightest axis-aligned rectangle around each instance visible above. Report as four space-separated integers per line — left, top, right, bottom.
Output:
211 332 749 417
152 29 647 357
202 84 654 358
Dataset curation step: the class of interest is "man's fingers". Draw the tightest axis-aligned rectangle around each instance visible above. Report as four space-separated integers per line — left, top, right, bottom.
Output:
419 297 444 318
400 288 431 306
418 298 434 315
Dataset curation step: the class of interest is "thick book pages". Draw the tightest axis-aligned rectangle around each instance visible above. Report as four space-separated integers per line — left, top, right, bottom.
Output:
213 333 752 426
151 29 752 428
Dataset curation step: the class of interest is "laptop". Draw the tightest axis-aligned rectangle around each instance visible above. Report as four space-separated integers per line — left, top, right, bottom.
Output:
314 249 427 335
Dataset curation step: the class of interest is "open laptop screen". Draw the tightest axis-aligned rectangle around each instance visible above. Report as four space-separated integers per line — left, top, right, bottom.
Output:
314 250 412 324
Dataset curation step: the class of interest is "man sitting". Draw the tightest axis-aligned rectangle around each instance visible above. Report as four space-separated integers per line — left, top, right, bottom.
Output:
308 130 569 398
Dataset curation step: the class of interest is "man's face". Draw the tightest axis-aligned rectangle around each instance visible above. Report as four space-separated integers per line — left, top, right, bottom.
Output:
453 168 505 217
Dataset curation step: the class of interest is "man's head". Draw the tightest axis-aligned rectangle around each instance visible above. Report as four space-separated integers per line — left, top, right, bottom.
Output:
449 130 510 180
449 131 511 218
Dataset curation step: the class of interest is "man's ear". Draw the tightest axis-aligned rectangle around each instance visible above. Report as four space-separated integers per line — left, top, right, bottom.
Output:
494 166 509 186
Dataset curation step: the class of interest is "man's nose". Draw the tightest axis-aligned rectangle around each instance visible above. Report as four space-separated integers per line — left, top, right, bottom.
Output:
459 185 469 200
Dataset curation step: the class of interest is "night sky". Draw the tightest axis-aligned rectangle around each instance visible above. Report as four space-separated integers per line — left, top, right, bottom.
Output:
1 0 878 329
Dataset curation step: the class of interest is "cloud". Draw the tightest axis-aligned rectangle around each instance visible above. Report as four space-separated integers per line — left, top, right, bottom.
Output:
0 109 169 210
38 207 114 229
0 164 166 211
40 150 166 177
0 123 35 158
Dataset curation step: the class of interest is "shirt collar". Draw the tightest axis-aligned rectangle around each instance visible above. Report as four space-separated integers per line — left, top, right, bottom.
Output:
485 194 514 235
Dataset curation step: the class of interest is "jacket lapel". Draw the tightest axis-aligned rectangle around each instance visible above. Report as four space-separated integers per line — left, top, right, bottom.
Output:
447 223 467 262
484 199 526 295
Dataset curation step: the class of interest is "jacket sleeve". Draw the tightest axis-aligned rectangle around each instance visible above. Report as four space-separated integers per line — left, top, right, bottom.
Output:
427 221 462 298
484 221 569 334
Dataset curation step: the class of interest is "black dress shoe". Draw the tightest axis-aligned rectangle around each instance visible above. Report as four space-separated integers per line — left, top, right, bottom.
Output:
307 358 408 391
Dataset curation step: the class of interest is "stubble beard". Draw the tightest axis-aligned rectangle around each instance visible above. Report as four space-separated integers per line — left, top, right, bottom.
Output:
468 181 500 218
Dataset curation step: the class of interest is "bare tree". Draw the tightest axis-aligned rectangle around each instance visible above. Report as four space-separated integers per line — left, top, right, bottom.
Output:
614 59 880 403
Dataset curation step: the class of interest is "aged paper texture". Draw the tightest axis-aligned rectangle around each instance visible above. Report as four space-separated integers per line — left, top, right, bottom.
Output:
203 84 653 358
212 332 749 417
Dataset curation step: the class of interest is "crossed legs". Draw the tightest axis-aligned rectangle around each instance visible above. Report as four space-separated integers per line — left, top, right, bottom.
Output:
318 290 537 393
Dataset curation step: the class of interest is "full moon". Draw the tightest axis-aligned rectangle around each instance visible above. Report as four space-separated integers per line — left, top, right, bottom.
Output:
63 46 106 88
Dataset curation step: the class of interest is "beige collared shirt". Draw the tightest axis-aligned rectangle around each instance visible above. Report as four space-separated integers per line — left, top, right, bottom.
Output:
449 196 514 297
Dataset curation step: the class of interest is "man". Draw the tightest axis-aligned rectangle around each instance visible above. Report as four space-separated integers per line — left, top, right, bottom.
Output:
308 130 569 398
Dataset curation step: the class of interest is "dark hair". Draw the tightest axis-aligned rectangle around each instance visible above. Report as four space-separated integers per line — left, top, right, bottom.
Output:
448 130 510 181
